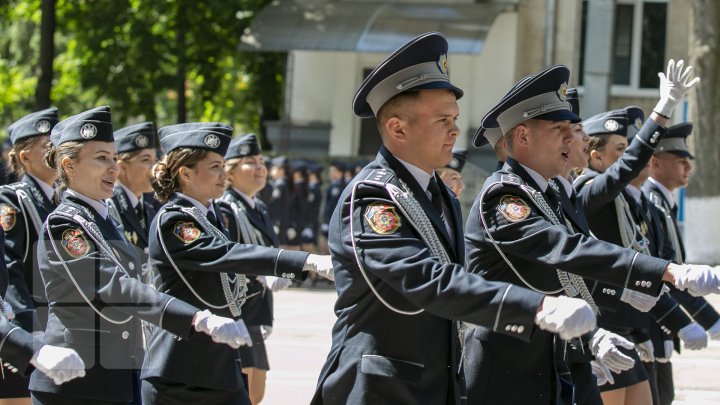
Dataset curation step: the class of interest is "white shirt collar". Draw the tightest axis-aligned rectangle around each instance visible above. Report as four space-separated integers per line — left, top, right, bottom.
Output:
395 156 434 192
119 183 140 209
65 188 108 220
648 177 675 207
554 176 575 198
625 184 642 205
519 163 549 192
176 192 216 218
27 174 55 201
232 187 256 209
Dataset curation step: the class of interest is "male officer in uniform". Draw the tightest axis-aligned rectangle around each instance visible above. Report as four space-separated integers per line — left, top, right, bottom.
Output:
463 63 720 404
437 149 467 197
311 32 598 405
643 123 720 404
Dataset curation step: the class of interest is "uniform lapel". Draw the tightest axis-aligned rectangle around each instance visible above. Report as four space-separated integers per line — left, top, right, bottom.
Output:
113 186 149 246
23 174 55 217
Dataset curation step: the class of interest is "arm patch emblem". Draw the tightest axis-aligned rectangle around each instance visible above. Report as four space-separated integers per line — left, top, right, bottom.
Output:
364 203 401 234
61 228 90 258
0 204 16 231
497 195 531 222
173 221 202 243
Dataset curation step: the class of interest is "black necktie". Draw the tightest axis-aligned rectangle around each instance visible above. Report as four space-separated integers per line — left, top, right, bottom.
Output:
135 201 146 232
670 204 679 220
206 210 218 228
427 177 445 218
544 187 565 224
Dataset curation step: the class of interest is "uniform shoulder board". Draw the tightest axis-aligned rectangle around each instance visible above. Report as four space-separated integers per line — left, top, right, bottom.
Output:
363 168 395 186
500 173 523 186
52 204 83 219
161 204 185 213
1 182 27 191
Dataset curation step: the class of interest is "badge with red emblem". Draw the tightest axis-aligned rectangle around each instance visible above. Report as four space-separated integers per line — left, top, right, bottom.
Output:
173 221 202 243
498 195 531 222
61 228 90 258
364 203 402 234
0 204 16 232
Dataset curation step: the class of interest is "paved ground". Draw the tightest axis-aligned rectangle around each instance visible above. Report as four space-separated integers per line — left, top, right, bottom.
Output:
262 287 720 405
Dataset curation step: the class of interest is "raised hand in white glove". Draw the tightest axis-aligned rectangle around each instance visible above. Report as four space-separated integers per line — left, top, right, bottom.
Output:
590 360 614 386
656 340 674 363
678 322 708 350
672 264 720 296
535 295 596 340
260 325 273 340
707 318 720 340
654 59 701 117
635 339 655 363
193 310 252 349
265 276 292 292
620 288 663 312
30 345 86 385
590 328 636 373
303 254 334 281
1 300 14 321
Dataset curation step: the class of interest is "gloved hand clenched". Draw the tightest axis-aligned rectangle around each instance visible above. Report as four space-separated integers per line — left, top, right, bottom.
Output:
535 295 596 340
265 276 292 292
655 340 674 363
260 325 273 340
678 322 708 350
635 339 655 363
707 318 720 340
590 328 635 373
303 254 334 281
672 264 720 296
30 345 86 385
590 360 614 386
654 59 701 118
193 310 252 349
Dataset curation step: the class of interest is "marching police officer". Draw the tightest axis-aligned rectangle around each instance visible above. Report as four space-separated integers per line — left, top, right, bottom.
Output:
437 148 467 197
463 62 718 404
30 106 246 405
108 122 159 285
311 32 597 405
141 123 332 405
0 108 59 401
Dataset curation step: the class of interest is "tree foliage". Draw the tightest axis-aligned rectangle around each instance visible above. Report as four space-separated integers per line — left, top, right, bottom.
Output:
0 0 285 140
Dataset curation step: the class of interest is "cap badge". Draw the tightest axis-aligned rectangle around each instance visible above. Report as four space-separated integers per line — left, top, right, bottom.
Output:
604 119 620 132
204 134 221 148
239 144 251 156
36 119 52 134
634 117 643 129
80 123 98 139
437 53 449 75
557 82 568 102
135 134 149 148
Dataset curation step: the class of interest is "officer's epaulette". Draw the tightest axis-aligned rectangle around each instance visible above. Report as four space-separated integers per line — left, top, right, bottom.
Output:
0 182 27 192
499 173 523 186
160 204 185 213
362 168 395 186
51 204 83 220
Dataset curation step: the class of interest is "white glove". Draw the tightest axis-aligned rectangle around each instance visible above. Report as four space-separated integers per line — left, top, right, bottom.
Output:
590 360 614 386
30 345 86 385
535 295 597 340
265 276 292 292
260 325 273 340
635 339 655 363
256 276 268 288
1 301 14 321
193 310 252 349
653 59 701 117
590 328 636 373
303 254 334 281
707 318 720 340
620 288 661 312
673 264 720 296
678 322 708 350
656 340 674 363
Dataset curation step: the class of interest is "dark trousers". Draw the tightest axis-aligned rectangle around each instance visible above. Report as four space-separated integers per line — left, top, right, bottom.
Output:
31 390 126 405
655 361 674 405
142 377 250 405
642 361 660 405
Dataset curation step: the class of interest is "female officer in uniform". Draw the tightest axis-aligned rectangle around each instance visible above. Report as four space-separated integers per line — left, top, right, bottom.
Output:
217 134 292 404
0 108 59 404
141 123 332 405
107 122 158 285
30 107 246 405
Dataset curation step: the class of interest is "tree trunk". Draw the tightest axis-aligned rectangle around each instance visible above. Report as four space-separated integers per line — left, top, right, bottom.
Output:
175 4 187 123
684 0 720 263
35 0 55 109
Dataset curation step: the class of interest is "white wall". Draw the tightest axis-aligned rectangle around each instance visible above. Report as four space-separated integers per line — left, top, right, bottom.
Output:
684 196 720 263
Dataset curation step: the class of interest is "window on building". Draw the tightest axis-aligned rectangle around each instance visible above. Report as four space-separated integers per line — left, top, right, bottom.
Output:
579 0 667 91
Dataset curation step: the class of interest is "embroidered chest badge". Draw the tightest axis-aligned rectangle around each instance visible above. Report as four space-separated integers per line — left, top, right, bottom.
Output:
498 195 531 222
364 203 401 234
61 228 90 258
173 221 201 243
0 204 16 231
